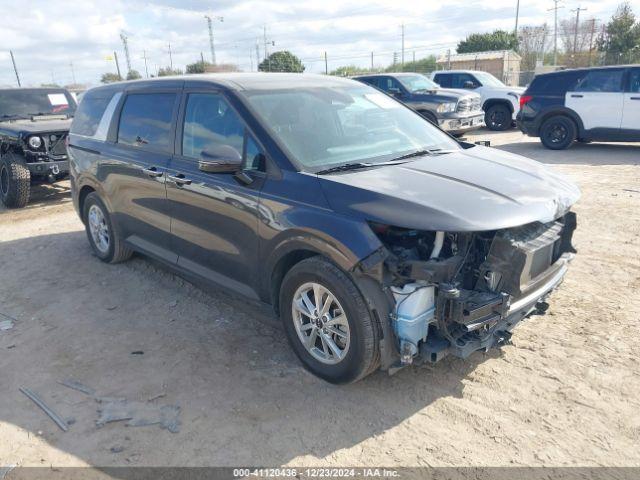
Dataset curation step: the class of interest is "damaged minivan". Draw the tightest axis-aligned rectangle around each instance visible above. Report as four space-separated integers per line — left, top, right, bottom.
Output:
68 73 579 384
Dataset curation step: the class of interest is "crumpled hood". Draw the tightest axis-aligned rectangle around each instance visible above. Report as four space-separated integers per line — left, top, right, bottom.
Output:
318 145 580 232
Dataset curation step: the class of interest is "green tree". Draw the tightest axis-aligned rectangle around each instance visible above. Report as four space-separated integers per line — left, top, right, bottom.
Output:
186 60 212 74
457 30 518 53
126 70 142 80
330 65 372 76
258 51 305 72
597 2 640 64
100 72 122 84
385 55 436 73
157 67 183 77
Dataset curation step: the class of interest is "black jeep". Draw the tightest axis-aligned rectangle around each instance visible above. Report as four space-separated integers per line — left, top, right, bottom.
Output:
0 88 76 208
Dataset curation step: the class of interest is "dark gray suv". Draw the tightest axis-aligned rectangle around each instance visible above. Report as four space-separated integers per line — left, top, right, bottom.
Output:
69 73 579 384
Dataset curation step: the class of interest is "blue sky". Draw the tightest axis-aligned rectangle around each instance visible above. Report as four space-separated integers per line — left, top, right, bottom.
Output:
0 0 633 87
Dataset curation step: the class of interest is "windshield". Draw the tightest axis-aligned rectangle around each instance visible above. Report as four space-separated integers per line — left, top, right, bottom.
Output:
242 85 459 172
0 90 76 119
474 72 506 88
397 74 439 93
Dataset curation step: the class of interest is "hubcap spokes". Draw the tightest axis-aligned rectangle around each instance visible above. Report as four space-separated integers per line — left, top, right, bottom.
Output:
292 282 350 365
88 205 110 253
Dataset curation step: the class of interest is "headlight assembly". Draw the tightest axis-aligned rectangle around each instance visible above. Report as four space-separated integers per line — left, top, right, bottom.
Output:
437 102 457 113
28 136 43 150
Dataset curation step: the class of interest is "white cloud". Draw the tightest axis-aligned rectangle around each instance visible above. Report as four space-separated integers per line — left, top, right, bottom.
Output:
0 0 630 87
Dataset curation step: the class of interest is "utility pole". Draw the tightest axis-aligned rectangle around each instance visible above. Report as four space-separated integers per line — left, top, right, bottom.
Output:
548 0 564 66
588 18 597 65
263 25 268 61
204 15 223 65
324 51 328 74
447 49 451 70
571 6 587 55
141 50 149 78
515 0 521 37
114 51 122 79
9 50 21 87
255 41 260 71
120 32 132 75
167 43 173 70
401 23 405 68
69 62 76 85
371 51 374 70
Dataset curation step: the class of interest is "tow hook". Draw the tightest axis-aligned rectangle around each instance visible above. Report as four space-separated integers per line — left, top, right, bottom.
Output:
51 164 60 175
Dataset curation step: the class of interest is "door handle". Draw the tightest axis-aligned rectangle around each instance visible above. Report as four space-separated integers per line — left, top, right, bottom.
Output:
141 166 163 178
630 96 640 100
570 94 583 98
167 174 192 186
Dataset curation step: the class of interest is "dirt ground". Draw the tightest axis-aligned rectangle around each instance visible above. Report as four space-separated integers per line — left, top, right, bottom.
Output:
1 130 639 469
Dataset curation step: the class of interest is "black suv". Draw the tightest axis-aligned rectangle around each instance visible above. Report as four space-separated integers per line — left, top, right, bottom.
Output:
517 65 640 149
69 74 579 384
0 88 76 207
353 73 484 135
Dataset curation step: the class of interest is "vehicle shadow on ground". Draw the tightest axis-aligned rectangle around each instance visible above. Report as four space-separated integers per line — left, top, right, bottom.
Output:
496 140 640 166
0 181 71 214
0 230 503 469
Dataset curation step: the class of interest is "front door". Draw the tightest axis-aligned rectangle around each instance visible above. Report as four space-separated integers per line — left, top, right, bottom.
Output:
166 91 266 298
622 68 640 131
565 68 625 131
100 89 180 261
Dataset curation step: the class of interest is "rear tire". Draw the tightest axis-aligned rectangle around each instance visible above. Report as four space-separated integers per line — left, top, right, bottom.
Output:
0 153 30 208
485 104 512 131
540 115 577 150
82 192 133 263
279 257 379 384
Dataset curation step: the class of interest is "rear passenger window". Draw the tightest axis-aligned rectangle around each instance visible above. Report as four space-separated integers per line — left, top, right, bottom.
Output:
433 74 451 88
629 70 640 93
182 93 244 159
117 93 176 152
575 69 624 92
71 95 113 137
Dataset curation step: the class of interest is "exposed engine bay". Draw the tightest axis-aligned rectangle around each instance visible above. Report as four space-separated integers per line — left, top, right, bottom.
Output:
368 212 577 368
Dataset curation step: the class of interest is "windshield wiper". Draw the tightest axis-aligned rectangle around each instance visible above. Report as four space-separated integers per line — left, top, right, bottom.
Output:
316 159 412 175
388 148 457 162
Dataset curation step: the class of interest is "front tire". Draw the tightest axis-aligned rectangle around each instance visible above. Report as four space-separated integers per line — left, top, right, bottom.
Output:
0 153 31 208
82 192 133 263
485 104 512 131
279 257 379 384
540 115 577 150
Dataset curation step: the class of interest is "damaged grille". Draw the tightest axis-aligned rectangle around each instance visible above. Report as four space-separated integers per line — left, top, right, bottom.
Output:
46 132 68 158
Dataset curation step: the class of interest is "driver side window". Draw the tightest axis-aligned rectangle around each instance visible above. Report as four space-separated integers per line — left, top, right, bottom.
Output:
182 93 265 171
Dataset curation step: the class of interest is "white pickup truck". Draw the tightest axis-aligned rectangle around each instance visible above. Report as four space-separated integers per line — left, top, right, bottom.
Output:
430 70 525 131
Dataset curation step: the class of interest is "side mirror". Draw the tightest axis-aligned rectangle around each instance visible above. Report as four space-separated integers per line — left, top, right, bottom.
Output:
199 145 242 173
463 81 476 89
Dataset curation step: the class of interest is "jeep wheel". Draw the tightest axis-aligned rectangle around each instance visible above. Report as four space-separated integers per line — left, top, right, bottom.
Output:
83 192 133 263
540 115 577 150
279 257 379 384
485 104 511 131
0 153 31 208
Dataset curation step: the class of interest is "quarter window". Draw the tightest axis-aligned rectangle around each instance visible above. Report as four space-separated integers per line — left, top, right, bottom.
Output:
70 94 113 137
117 93 176 151
575 69 624 92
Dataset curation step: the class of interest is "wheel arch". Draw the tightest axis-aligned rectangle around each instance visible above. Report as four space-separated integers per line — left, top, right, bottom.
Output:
482 98 514 113
537 107 584 137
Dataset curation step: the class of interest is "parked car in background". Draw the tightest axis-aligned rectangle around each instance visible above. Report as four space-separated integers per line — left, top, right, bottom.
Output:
517 65 640 150
431 70 524 131
0 88 76 207
69 73 579 384
353 73 484 135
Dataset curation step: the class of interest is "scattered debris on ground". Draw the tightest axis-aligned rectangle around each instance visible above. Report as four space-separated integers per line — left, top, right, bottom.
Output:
19 388 69 432
58 379 96 396
96 399 181 433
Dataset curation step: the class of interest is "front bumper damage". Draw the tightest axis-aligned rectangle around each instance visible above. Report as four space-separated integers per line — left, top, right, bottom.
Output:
359 212 578 372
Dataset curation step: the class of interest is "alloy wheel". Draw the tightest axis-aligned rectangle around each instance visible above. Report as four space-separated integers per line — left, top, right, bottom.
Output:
291 282 350 365
88 204 110 254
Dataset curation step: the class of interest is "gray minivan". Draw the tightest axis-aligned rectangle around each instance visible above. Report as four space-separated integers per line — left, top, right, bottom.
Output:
69 73 579 383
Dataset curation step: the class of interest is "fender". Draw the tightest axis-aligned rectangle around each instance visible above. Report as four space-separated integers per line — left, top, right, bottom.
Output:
482 98 514 113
